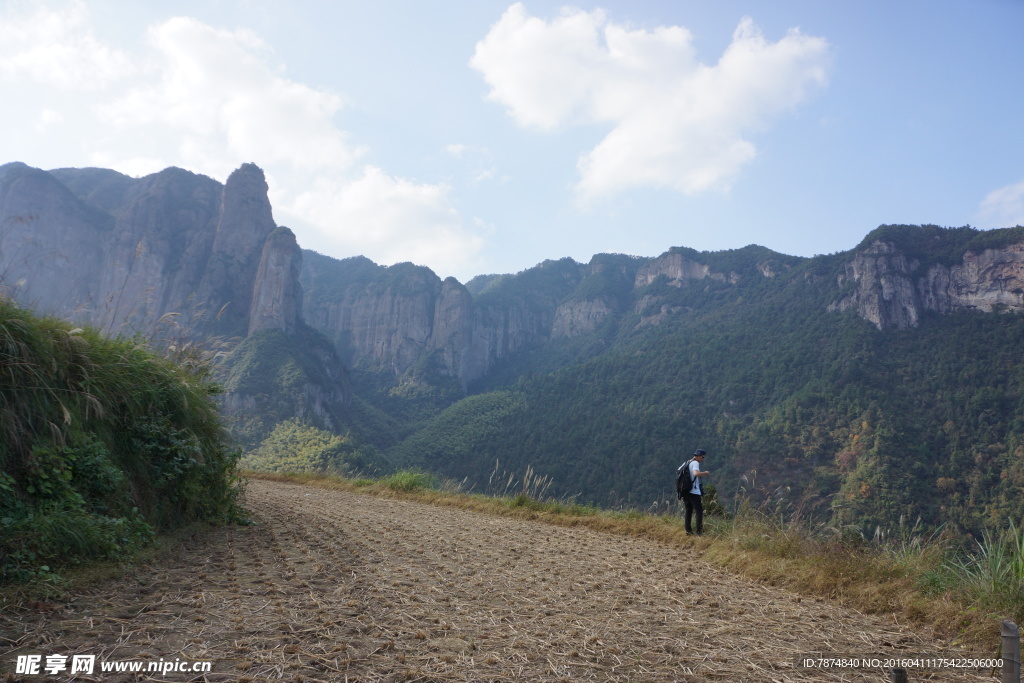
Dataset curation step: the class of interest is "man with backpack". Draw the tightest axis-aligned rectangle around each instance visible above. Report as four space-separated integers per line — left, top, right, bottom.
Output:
676 449 709 535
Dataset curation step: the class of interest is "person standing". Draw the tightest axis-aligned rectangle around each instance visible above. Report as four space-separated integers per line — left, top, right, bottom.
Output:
683 449 709 535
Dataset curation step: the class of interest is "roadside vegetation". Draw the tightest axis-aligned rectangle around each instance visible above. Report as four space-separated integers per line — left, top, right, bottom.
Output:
0 297 242 586
247 467 1023 653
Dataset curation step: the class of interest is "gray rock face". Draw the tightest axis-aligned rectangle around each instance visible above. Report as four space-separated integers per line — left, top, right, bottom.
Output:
919 243 1024 313
828 241 921 329
200 163 278 334
634 251 741 288
249 227 302 335
0 163 110 323
0 161 286 338
301 259 530 389
829 239 1024 329
467 295 557 381
300 250 760 388
551 298 613 338
95 167 224 334
303 262 445 375
0 161 344 439
433 278 475 379
634 252 712 288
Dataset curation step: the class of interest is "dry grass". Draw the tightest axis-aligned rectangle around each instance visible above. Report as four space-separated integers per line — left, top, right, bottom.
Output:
248 471 1007 654
0 475 1004 682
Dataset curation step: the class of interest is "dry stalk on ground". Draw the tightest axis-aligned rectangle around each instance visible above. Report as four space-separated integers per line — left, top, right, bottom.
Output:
0 480 997 681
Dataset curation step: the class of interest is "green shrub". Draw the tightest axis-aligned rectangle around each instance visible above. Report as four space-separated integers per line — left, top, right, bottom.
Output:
0 298 241 584
240 418 388 476
381 469 437 492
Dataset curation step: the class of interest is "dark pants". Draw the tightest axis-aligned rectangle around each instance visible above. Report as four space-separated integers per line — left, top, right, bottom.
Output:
683 492 703 535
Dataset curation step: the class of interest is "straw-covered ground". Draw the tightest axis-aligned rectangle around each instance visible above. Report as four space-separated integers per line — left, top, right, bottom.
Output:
1 479 999 681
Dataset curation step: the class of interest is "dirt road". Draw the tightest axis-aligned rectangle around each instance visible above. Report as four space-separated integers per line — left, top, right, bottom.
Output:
2 480 997 681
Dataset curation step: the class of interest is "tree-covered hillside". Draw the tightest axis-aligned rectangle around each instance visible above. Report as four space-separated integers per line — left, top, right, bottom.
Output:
377 228 1024 534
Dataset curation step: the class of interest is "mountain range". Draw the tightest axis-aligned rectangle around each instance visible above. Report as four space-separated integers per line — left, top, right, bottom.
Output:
3 160 1023 533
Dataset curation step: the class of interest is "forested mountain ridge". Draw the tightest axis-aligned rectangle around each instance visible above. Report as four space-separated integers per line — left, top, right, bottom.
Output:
299 244 806 390
3 160 1024 533
301 225 1024 391
308 226 1024 533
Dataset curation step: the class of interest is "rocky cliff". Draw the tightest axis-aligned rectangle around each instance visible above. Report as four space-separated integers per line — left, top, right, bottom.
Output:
301 254 598 389
0 161 348 443
299 250 759 388
920 243 1024 313
249 227 302 335
299 229 1024 392
0 163 111 323
634 251 740 287
550 297 614 338
828 226 1024 329
0 161 285 337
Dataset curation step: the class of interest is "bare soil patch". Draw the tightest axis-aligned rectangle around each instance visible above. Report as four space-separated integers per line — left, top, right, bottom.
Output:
1 480 996 681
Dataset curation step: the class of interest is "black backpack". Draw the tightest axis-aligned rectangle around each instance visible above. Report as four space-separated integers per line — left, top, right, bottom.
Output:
675 459 695 499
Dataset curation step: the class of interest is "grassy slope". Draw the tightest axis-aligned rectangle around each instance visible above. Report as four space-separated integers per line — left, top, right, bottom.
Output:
0 297 241 584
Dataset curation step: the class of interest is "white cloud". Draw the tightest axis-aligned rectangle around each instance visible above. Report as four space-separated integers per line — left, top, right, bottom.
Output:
0 4 485 277
977 180 1024 228
444 143 498 183
471 4 830 201
84 15 484 276
98 17 363 179
0 0 133 88
86 152 171 179
34 108 63 132
471 5 617 130
290 167 484 277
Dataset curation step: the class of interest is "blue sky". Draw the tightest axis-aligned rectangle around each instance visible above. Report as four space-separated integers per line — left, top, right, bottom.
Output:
2 0 1022 282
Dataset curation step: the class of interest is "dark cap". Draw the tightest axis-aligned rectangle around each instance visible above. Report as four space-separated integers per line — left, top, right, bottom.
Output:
693 449 707 457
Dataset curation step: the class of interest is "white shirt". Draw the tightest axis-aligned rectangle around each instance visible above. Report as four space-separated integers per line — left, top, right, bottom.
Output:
689 459 702 495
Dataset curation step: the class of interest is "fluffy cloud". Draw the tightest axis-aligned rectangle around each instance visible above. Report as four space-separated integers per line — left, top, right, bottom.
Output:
0 2 485 277
84 14 484 276
471 4 830 201
291 167 484 277
0 0 133 88
99 17 363 178
976 180 1024 228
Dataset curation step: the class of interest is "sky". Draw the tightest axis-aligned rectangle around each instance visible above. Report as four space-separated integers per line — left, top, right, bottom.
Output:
1 0 1022 283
